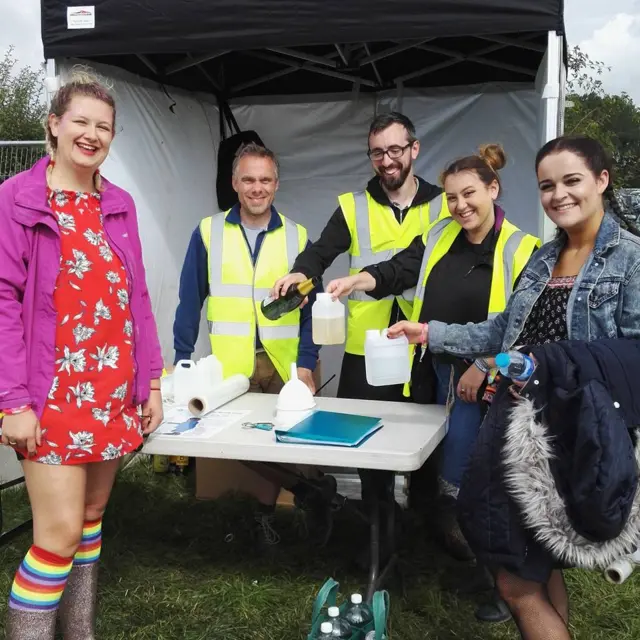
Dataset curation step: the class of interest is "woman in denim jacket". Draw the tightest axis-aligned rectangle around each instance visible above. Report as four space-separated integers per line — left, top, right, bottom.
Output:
388 135 640 640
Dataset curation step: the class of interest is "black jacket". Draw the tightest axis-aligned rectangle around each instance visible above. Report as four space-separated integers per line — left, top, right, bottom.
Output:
458 339 640 571
291 175 442 279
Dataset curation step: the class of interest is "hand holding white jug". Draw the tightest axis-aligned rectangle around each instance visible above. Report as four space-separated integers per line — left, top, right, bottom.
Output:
364 328 411 386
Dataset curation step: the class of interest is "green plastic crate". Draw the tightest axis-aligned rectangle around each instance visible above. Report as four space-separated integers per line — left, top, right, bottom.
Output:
307 578 389 640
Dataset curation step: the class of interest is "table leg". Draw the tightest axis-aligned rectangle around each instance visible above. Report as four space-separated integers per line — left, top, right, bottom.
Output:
366 491 381 602
365 471 399 602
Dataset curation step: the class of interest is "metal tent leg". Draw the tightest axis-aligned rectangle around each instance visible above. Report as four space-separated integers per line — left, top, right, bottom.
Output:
0 478 32 548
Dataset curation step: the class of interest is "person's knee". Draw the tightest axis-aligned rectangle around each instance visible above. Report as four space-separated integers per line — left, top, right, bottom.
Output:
37 515 84 558
84 503 107 523
496 570 542 607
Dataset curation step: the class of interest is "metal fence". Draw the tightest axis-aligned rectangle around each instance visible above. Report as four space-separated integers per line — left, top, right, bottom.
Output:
0 141 47 184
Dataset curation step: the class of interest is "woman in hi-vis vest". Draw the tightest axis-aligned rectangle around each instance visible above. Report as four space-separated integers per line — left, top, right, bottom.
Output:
326 145 540 561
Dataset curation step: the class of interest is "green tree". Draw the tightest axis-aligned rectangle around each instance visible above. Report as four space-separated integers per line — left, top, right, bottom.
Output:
0 46 47 140
564 46 640 188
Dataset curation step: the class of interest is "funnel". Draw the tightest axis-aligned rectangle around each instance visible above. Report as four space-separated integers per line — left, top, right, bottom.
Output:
276 363 316 411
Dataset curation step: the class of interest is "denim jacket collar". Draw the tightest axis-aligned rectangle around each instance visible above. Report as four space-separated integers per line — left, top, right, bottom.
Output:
533 212 620 279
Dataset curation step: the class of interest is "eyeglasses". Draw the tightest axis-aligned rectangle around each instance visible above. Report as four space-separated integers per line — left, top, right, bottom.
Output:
367 143 413 162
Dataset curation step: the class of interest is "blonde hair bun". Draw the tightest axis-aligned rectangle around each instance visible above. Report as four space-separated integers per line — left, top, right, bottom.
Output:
478 143 507 172
64 64 114 91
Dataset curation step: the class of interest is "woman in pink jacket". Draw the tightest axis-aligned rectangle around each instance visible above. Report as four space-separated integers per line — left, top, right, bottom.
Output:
0 69 164 639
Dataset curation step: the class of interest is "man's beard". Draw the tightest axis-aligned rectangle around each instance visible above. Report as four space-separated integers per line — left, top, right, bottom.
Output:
377 161 412 191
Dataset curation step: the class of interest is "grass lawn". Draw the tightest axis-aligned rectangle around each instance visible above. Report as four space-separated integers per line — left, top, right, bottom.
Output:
1 458 639 639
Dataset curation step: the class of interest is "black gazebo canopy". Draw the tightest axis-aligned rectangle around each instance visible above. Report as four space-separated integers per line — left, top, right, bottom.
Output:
41 0 565 98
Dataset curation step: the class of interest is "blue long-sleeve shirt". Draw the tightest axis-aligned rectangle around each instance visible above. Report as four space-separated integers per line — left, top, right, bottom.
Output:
173 205 321 371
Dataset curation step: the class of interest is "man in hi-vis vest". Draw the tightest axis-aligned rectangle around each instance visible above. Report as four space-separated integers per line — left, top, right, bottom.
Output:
272 112 449 402
271 113 449 564
173 143 334 546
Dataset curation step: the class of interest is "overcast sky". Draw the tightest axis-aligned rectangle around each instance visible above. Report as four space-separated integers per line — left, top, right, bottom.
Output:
1 0 640 101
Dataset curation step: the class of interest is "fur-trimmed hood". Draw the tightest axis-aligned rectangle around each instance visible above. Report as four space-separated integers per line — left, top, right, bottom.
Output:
458 339 640 571
503 396 640 570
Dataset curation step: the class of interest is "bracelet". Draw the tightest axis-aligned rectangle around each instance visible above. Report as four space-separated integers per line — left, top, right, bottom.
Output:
420 323 428 345
473 358 490 374
150 387 161 392
3 404 32 416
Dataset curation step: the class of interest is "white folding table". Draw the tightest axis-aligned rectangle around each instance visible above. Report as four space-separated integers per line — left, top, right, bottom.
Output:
142 392 447 599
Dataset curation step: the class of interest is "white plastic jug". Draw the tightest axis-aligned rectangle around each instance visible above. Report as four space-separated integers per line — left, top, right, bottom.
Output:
312 292 345 345
173 359 199 405
195 354 224 387
364 329 411 386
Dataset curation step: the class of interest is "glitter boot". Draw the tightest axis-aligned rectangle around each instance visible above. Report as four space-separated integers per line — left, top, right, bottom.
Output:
58 563 98 640
5 608 58 639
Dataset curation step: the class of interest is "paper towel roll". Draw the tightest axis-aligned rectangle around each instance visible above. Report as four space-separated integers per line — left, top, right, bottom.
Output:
605 557 635 584
187 375 250 417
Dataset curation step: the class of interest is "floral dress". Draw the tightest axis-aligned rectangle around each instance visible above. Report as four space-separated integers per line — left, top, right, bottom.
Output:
14 187 143 465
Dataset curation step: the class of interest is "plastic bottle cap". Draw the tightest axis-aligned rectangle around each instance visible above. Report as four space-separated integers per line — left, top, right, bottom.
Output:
328 606 340 617
351 594 363 604
320 622 333 633
495 353 510 368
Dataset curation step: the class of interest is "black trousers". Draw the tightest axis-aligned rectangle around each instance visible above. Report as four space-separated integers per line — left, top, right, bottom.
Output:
337 353 406 508
337 352 439 510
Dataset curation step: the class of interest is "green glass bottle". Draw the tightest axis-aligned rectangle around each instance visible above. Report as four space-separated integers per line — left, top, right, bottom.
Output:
260 276 320 321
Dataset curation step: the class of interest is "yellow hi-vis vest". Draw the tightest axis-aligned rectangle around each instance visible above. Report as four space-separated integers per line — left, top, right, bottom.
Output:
340 189 450 355
200 211 307 382
402 216 541 396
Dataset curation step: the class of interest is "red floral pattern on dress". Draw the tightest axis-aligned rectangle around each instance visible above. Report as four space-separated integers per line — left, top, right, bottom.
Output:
14 187 142 464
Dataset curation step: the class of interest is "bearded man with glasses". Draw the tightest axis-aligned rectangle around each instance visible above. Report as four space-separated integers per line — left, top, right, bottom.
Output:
272 112 449 402
270 113 449 568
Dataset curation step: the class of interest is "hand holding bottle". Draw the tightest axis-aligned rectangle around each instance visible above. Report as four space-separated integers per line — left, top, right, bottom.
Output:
271 272 307 298
261 276 320 320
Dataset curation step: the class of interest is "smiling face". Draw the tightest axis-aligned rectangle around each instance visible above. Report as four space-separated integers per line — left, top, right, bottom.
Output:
368 122 419 191
537 150 609 231
232 154 279 218
444 170 498 234
48 95 114 172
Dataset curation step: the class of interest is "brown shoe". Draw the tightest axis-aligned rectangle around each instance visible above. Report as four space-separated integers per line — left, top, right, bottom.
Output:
58 563 98 640
5 607 57 639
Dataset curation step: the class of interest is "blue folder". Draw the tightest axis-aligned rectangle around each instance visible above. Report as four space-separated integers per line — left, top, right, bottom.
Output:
275 410 383 447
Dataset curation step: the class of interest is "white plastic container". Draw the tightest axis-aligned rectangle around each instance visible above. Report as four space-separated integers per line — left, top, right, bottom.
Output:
312 292 346 345
173 359 199 406
195 353 224 387
364 329 411 386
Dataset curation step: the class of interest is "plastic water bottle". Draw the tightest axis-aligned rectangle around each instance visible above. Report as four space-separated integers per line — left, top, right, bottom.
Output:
316 621 334 640
344 593 373 626
327 606 352 638
495 351 535 382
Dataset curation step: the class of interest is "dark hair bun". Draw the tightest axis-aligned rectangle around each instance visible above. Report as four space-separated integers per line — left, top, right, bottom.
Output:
478 143 506 172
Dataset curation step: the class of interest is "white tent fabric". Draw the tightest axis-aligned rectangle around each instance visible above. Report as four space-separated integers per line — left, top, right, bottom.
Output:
60 62 542 397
